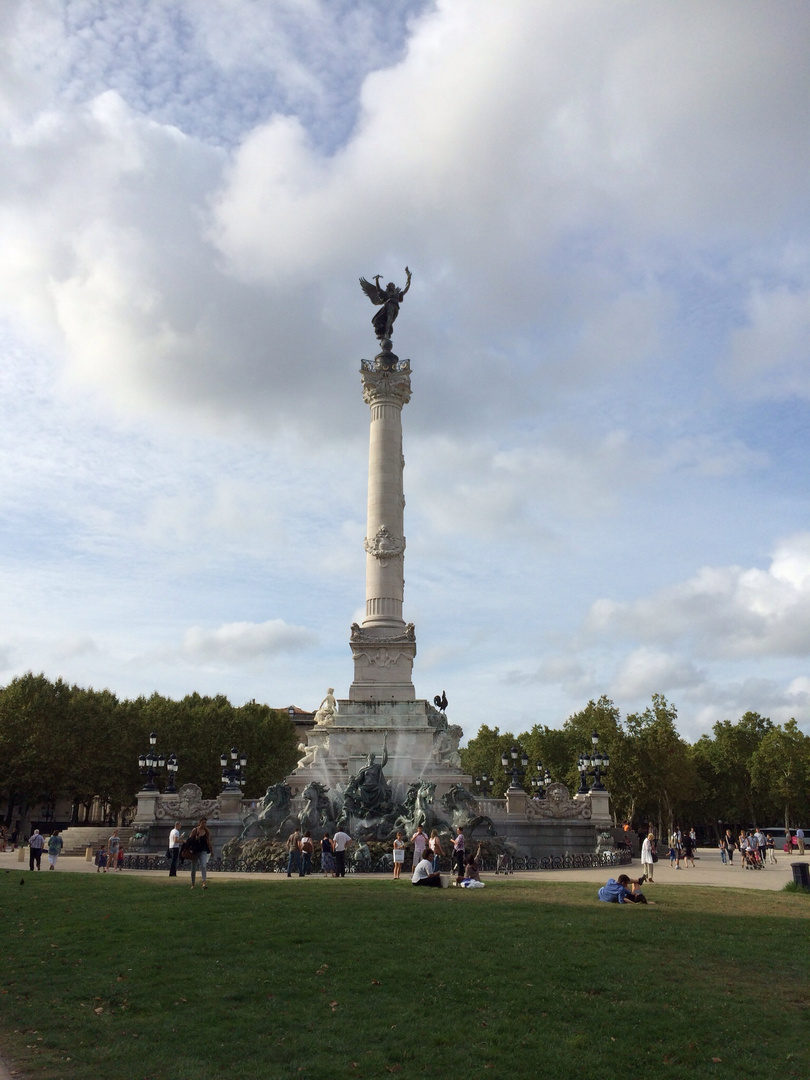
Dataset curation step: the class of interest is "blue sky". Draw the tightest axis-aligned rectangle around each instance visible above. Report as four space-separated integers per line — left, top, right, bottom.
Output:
1 0 809 742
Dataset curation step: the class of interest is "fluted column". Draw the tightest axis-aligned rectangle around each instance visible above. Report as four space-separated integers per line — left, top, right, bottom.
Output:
349 345 416 702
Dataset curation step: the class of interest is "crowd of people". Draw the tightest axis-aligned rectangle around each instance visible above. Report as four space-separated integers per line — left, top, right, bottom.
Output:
277 822 483 887
8 817 805 896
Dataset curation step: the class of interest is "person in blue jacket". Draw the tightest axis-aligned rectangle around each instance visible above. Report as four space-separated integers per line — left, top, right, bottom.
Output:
598 873 648 904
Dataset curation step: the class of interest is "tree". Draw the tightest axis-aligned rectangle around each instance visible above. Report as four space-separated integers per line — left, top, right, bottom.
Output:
750 720 810 828
563 697 629 823
0 673 72 825
623 694 698 838
459 725 517 798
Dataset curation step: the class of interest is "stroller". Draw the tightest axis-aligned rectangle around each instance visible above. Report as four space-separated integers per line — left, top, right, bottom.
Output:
495 853 513 875
741 846 763 870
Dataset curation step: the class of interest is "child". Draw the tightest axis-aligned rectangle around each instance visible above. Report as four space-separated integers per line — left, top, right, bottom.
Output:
392 831 405 879
95 846 108 873
117 847 125 871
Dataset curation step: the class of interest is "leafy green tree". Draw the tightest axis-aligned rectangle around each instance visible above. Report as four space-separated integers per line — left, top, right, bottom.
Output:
563 697 629 822
624 694 698 838
750 720 810 828
0 673 72 824
131 692 298 799
459 725 516 798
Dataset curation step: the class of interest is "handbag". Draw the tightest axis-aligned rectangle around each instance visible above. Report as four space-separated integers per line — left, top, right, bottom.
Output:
165 847 172 860
651 852 659 863
179 844 195 861
783 842 791 853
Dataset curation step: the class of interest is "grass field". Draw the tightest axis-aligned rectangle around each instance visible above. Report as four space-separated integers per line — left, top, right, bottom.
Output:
1 871 808 1080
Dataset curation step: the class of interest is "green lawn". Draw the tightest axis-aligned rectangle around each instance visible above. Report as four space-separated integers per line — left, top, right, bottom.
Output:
1 872 808 1080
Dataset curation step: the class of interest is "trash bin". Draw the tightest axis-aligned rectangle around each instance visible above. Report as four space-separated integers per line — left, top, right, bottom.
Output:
790 862 810 888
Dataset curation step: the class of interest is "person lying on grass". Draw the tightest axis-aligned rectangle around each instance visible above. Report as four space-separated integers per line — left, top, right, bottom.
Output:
597 873 650 904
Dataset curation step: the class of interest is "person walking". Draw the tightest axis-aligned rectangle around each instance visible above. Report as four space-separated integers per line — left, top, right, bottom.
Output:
286 829 301 877
108 830 122 872
640 832 656 882
722 829 735 865
47 830 63 870
797 827 805 855
683 829 696 868
187 817 213 890
168 821 182 877
765 833 777 864
28 829 45 871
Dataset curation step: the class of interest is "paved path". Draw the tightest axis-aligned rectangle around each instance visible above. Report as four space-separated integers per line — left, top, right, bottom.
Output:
2 847 806 889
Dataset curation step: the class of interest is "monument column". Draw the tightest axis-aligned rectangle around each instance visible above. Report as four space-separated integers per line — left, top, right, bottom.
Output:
349 342 417 702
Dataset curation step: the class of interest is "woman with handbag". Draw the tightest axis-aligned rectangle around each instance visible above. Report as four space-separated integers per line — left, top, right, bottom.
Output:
186 817 213 890
641 832 657 883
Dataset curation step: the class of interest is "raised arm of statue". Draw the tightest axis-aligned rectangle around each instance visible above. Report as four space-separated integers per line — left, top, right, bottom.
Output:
381 732 388 769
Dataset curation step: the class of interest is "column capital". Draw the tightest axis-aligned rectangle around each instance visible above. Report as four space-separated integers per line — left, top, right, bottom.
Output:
360 361 412 407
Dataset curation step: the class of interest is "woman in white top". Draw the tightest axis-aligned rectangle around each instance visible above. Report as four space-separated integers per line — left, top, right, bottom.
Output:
392 832 405 879
640 832 656 883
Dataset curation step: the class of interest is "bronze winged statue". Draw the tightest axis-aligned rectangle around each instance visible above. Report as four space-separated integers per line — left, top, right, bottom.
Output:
359 267 412 342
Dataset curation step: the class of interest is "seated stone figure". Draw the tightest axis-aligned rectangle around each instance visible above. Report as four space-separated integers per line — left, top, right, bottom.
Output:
313 689 337 727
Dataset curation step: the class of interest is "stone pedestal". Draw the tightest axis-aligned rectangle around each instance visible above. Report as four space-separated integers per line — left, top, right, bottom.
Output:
133 788 160 825
288 698 470 801
587 789 612 826
505 787 528 817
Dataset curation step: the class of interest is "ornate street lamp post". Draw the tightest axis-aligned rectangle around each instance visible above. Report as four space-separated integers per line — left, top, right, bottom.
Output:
531 763 551 798
474 774 495 797
221 747 248 791
577 731 610 793
138 732 168 792
501 744 529 790
165 753 179 794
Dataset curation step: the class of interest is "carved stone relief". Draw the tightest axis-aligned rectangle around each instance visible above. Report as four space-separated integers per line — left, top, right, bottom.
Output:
154 783 222 821
364 525 406 564
525 782 592 821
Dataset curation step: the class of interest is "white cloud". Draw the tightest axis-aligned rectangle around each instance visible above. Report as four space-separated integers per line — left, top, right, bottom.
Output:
1 2 809 741
727 284 810 400
181 620 317 664
586 534 810 661
610 647 705 701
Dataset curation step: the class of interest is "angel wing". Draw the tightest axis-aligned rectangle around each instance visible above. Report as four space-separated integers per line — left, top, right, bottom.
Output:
359 275 386 305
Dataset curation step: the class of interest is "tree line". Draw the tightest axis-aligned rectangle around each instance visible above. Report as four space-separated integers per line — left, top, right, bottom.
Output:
459 693 810 837
0 672 300 827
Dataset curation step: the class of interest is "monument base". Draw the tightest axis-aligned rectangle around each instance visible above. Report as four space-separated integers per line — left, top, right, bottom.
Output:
287 698 469 799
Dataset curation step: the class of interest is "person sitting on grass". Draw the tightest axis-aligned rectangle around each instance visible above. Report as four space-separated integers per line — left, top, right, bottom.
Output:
412 850 443 887
598 873 649 904
460 855 484 888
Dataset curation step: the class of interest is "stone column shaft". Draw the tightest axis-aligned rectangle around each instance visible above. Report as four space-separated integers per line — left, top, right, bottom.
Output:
349 352 416 702
364 397 405 626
